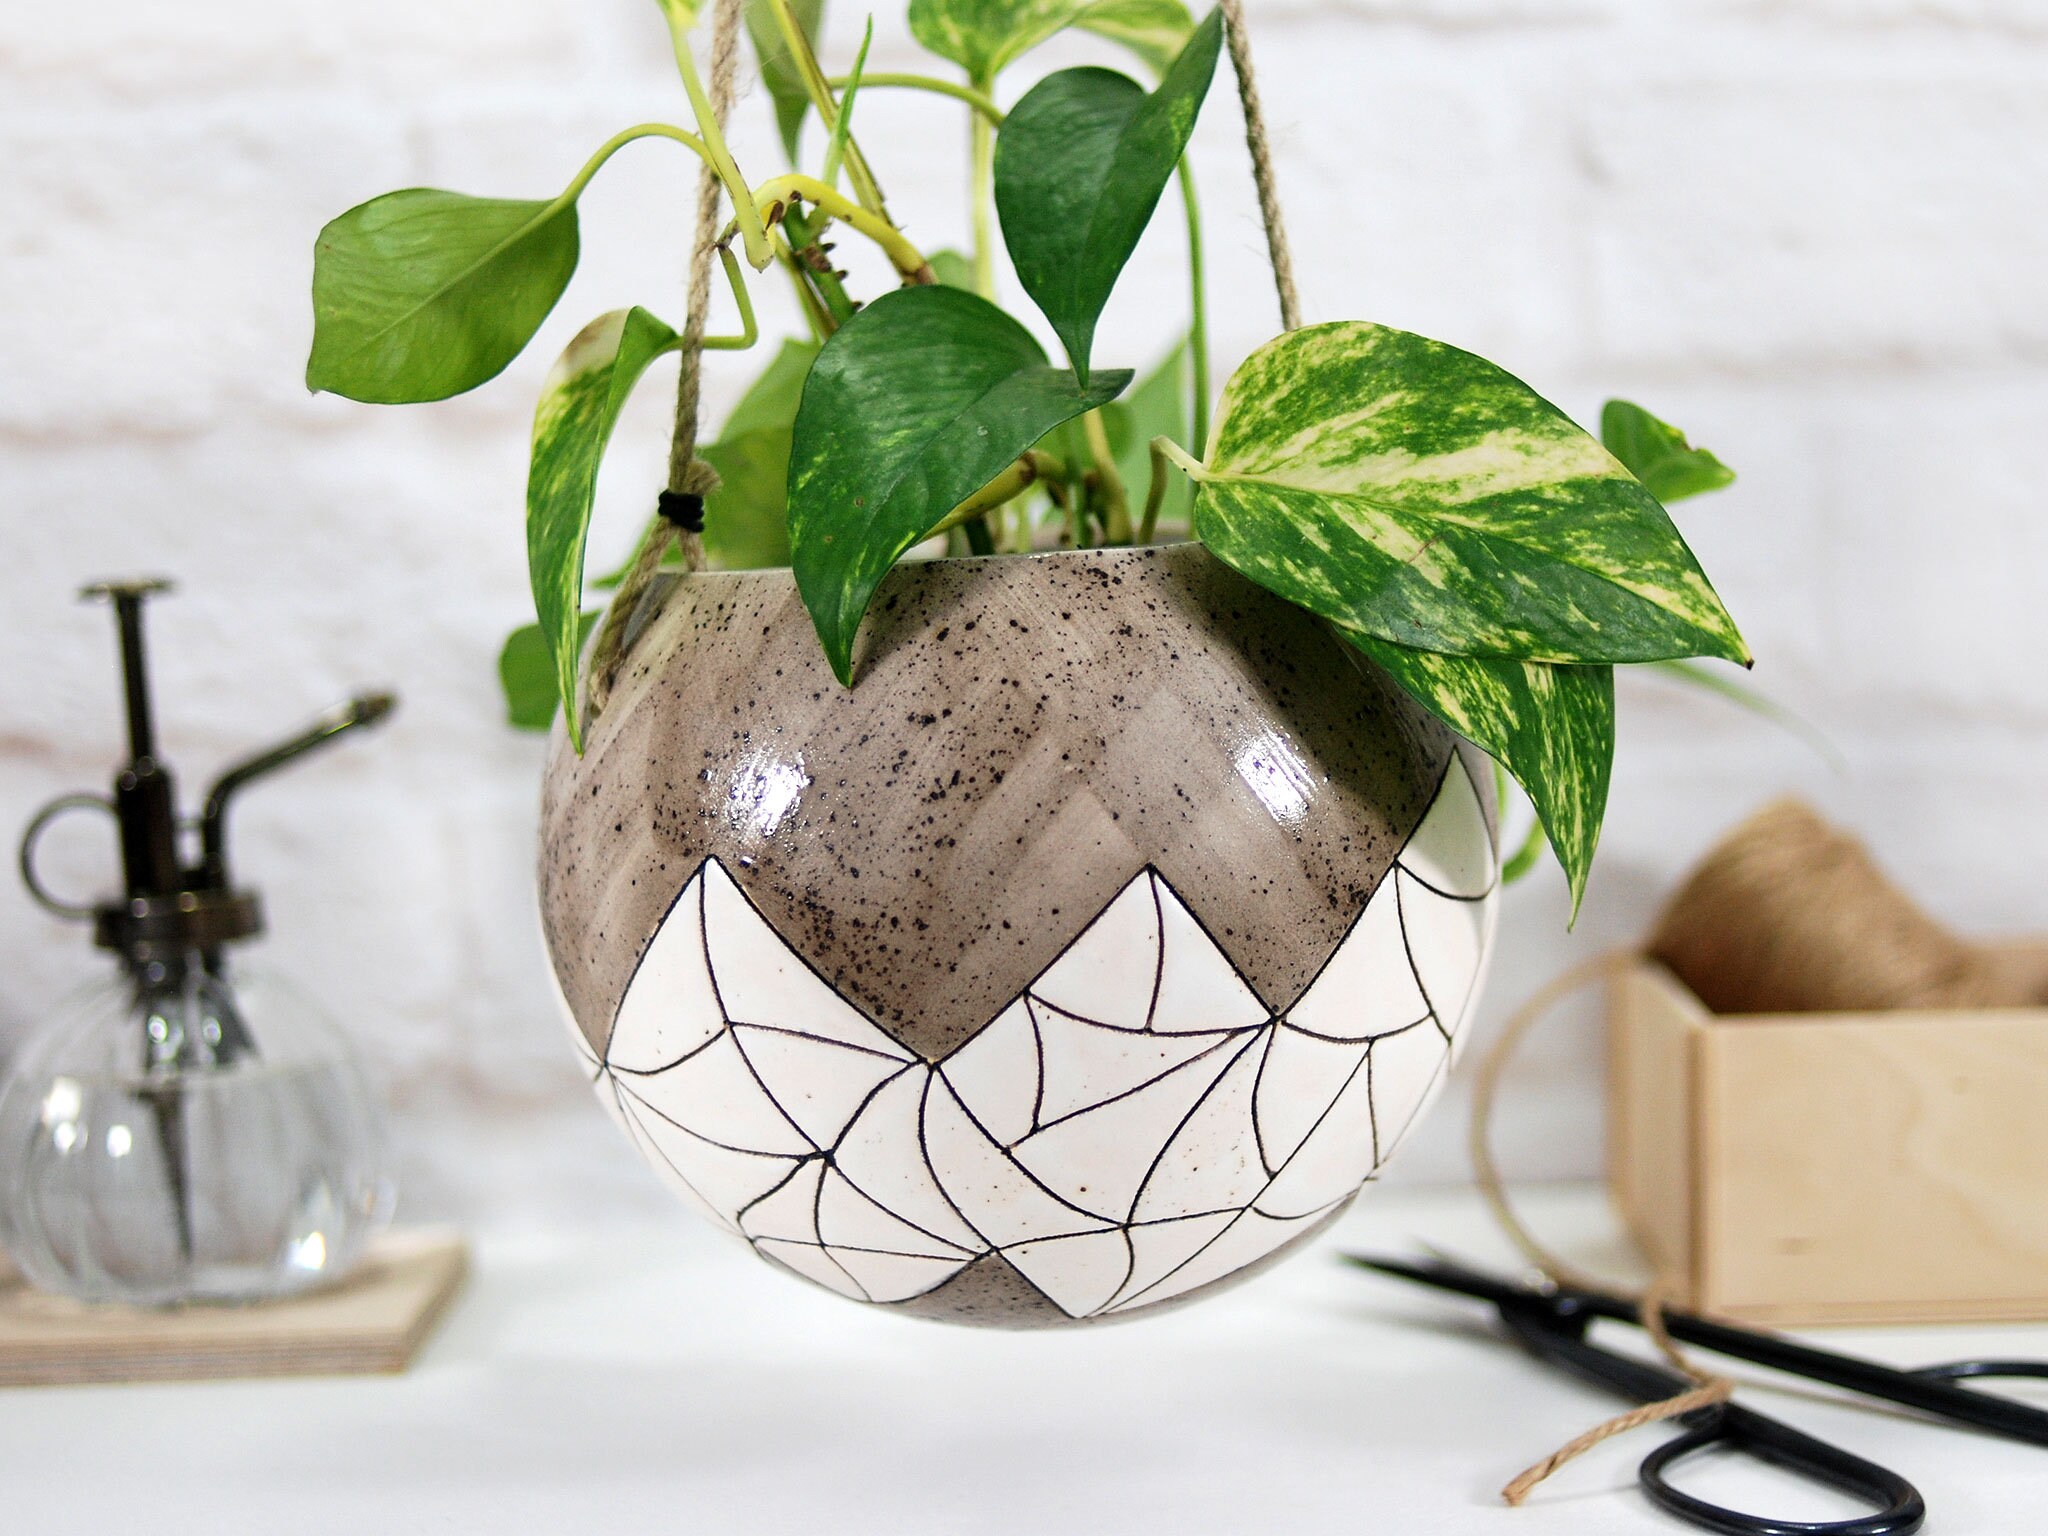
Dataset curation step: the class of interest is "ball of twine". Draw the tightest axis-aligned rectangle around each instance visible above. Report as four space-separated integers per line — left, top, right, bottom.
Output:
1646 797 2048 1017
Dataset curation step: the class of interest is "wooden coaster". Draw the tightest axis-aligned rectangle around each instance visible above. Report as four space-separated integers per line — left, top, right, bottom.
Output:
0 1228 468 1388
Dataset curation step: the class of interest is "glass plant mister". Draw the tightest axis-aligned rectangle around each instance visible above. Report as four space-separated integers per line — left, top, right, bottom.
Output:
4 580 397 1305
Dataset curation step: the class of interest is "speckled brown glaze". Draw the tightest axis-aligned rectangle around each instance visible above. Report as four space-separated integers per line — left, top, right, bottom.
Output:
540 543 1465 1063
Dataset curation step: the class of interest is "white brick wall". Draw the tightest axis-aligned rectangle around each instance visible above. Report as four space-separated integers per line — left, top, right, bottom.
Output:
3 1 2044 1226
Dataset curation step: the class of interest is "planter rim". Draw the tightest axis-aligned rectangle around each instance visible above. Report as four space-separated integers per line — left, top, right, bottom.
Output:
659 538 1207 589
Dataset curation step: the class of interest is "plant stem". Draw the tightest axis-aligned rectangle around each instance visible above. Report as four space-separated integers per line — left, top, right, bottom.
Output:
1083 411 1132 544
1139 439 1174 545
752 174 934 282
1177 159 1211 454
775 230 835 341
560 123 713 202
700 248 759 351
928 452 1061 537
831 73 1006 125
659 19 773 269
782 203 859 328
969 74 999 300
820 20 873 192
1151 435 1207 481
766 0 889 218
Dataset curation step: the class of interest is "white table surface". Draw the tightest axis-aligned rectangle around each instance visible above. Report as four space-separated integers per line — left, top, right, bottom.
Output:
5 1183 2044 1535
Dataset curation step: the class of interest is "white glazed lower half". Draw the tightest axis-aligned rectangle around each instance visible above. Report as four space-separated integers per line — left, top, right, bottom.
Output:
565 755 1498 1321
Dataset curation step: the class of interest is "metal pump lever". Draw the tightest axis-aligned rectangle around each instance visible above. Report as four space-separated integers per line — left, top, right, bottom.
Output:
18 579 398 965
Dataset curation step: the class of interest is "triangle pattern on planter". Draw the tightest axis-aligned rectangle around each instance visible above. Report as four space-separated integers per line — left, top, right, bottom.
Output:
592 758 1498 1320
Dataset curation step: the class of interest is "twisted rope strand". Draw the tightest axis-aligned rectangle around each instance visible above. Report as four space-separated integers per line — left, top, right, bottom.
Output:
1216 0 1302 332
1469 950 1736 1507
587 0 745 723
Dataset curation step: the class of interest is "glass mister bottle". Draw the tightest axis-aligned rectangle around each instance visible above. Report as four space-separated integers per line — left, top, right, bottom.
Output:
4 580 397 1305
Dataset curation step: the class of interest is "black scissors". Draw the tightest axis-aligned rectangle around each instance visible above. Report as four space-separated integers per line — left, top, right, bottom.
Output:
1347 1251 2048 1536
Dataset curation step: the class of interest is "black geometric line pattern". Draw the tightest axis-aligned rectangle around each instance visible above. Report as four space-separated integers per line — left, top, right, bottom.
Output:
568 756 1498 1321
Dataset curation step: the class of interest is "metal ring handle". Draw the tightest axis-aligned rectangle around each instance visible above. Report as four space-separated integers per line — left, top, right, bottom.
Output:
1915 1359 2048 1384
1640 1409 1925 1536
18 792 116 920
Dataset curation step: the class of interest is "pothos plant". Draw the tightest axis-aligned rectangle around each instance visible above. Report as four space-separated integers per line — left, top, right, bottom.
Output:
307 0 1748 916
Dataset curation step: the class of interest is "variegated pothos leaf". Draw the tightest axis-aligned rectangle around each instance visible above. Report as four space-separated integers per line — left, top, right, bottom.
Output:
527 307 681 751
1344 633 1613 916
1076 0 1197 73
909 0 1196 79
1194 322 1750 667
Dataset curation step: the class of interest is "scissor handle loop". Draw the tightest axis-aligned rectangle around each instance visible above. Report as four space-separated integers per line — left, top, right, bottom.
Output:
1639 1404 1926 1536
1914 1359 2048 1384
18 792 116 920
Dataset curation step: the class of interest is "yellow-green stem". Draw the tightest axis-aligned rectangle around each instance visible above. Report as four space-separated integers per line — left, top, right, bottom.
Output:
1083 411 1131 544
752 174 934 283
659 19 772 269
831 73 1006 125
766 0 889 218
1178 160 1211 454
969 77 999 300
560 123 713 204
700 248 759 351
928 451 1060 536
1140 439 1174 544
1152 435 1207 481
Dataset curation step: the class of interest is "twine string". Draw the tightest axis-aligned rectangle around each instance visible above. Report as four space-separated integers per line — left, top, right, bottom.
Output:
586 0 744 724
1217 0 1302 333
1649 797 2048 1016
1468 949 1736 1508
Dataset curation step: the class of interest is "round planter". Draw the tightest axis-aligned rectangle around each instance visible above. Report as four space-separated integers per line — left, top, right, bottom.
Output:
540 542 1499 1326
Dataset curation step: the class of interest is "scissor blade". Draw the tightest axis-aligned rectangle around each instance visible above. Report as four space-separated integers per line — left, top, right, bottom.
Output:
1349 1251 2048 1452
1342 1251 1546 1310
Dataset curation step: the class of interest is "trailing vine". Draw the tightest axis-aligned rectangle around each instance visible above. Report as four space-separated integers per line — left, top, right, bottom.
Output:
309 0 1748 916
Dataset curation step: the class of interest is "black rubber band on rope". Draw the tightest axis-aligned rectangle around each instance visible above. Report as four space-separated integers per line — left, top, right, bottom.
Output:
657 490 706 534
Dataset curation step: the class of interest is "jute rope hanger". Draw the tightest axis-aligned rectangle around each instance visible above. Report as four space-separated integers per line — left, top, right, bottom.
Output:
586 0 1307 731
577 4 1707 1491
1466 796 2048 1505
1216 0 1303 334
584 0 743 722
1469 952 1735 1506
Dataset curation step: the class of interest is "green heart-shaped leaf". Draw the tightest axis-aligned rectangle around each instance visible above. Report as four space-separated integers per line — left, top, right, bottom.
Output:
527 307 681 750
1600 399 1736 504
1076 0 1196 74
909 0 1092 79
500 612 601 731
745 0 828 160
1345 633 1614 916
1195 322 1750 667
995 11 1222 378
308 190 579 403
789 285 1131 683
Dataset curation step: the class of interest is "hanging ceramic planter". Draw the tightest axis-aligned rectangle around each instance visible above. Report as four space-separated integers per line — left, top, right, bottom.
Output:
305 0 1745 1329
541 543 1499 1325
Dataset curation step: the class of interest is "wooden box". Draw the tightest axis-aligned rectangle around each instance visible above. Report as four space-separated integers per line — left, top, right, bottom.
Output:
1607 961 2048 1326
